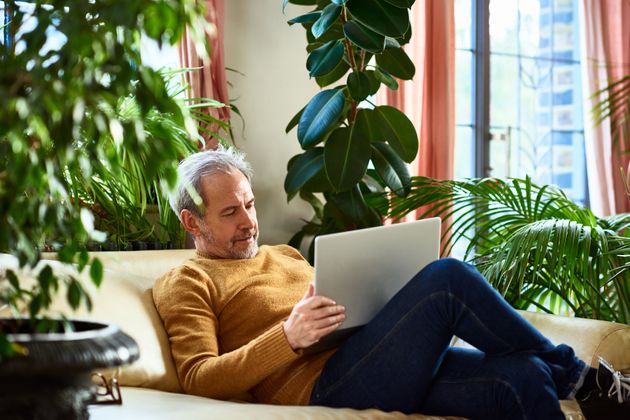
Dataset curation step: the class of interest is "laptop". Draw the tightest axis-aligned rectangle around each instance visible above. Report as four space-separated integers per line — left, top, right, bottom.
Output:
306 217 441 353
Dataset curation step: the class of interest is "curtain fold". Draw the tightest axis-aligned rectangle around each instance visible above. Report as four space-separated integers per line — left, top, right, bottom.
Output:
581 0 630 216
178 0 230 150
378 0 456 223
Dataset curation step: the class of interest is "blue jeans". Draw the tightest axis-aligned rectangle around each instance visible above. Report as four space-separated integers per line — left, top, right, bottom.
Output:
309 258 588 419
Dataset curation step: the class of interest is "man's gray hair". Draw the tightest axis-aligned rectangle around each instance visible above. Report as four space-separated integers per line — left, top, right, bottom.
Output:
170 146 253 220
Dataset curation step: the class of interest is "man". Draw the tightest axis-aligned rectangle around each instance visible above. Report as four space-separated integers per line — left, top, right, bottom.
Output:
153 147 629 419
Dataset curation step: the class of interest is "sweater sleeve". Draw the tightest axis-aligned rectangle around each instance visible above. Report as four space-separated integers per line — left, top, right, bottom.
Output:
153 266 302 400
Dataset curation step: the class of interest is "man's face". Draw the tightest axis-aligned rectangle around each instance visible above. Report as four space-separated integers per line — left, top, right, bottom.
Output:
193 170 259 259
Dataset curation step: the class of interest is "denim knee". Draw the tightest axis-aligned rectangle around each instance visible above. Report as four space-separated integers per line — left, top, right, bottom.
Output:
414 258 482 293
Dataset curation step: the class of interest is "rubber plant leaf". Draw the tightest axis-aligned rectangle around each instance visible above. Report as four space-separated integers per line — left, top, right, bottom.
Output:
306 40 345 77
347 71 371 101
343 20 385 54
375 47 415 80
364 70 382 95
371 142 412 196
312 3 342 39
346 0 409 38
373 105 418 162
316 59 350 88
288 11 322 25
285 147 325 195
374 67 399 90
382 0 413 8
286 105 305 133
355 108 378 142
297 88 346 147
324 124 371 191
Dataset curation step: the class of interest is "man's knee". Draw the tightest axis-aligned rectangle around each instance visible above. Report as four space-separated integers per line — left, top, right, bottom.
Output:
412 258 479 290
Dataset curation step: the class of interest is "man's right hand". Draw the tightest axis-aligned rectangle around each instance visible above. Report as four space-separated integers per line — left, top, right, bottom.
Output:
283 283 346 350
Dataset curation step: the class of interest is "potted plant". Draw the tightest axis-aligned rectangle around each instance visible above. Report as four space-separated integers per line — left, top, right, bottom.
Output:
0 0 211 417
282 0 419 259
66 69 231 252
379 175 630 323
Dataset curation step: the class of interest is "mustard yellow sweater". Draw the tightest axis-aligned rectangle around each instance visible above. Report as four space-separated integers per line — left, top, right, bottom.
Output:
152 244 336 405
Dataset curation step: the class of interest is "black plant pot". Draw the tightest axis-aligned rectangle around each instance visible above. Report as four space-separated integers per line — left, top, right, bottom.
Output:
0 318 139 420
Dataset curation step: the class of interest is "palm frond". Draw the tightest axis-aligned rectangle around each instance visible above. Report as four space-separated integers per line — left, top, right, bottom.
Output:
381 176 630 323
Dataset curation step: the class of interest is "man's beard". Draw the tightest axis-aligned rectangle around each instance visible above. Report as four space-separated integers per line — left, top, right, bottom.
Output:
199 223 259 259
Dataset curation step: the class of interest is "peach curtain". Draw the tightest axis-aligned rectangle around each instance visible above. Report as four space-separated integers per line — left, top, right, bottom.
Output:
179 0 230 150
581 0 630 216
379 0 456 221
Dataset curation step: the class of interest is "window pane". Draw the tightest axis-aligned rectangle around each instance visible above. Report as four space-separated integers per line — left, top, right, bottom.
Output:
455 50 473 125
489 54 518 127
487 0 585 204
489 0 518 54
455 126 475 179
455 0 472 49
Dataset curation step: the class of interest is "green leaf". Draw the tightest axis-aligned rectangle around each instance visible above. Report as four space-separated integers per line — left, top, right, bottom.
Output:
374 67 399 90
324 126 371 191
307 40 345 77
397 25 413 45
364 70 382 95
382 0 413 7
285 148 325 195
286 106 305 133
373 106 418 162
67 280 82 310
371 142 411 196
7 270 20 292
329 185 381 227
346 0 410 38
347 72 371 101
331 0 347 5
355 108 378 142
77 249 89 271
38 265 54 292
90 258 104 287
315 59 350 88
288 0 317 5
343 20 385 54
376 47 415 80
312 4 342 39
298 89 346 147
288 11 322 25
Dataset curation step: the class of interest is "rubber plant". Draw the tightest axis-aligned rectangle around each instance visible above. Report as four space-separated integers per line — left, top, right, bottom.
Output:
283 0 419 258
0 0 210 359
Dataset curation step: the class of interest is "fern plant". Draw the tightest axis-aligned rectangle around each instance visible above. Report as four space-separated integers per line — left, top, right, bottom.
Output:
379 176 630 323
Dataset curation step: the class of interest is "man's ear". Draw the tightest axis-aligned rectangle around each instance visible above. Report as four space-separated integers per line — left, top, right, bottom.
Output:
180 209 201 236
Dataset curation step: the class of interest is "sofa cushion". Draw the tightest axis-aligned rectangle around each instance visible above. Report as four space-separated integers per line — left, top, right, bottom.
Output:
0 254 182 393
89 387 433 420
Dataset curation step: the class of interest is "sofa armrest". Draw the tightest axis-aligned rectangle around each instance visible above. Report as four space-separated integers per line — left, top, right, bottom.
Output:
518 311 630 369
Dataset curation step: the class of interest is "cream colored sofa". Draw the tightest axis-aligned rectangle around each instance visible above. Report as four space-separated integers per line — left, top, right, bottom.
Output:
4 250 630 419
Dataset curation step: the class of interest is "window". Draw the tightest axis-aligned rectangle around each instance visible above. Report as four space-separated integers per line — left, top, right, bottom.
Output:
455 0 587 206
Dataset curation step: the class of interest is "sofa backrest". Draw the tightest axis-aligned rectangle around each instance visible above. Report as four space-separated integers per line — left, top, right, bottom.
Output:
1 250 196 393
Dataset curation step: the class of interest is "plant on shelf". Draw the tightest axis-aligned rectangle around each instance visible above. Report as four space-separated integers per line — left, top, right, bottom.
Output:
282 0 419 258
379 176 630 323
66 69 230 251
0 0 210 365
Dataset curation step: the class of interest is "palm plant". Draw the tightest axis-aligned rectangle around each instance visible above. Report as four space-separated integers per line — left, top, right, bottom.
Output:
66 69 230 249
379 176 630 324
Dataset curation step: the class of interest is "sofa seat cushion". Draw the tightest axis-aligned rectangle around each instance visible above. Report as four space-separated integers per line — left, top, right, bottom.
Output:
89 387 449 419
